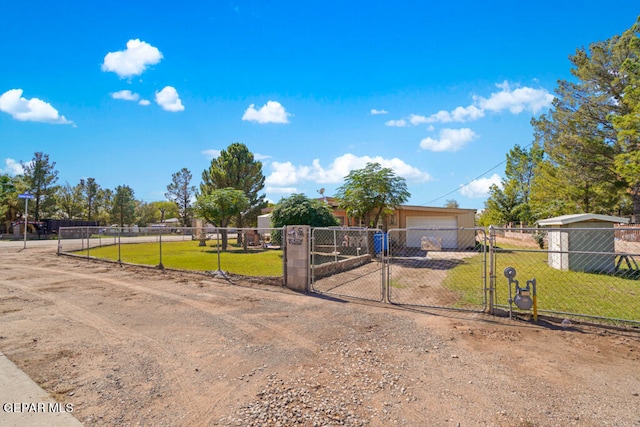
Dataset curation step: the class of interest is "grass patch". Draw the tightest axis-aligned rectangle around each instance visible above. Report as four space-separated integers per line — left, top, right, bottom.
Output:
444 247 639 321
77 240 283 276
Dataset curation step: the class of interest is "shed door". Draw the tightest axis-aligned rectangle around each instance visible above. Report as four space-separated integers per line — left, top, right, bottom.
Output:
406 216 458 249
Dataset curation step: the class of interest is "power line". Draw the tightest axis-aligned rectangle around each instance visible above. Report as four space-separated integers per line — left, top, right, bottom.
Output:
426 141 534 205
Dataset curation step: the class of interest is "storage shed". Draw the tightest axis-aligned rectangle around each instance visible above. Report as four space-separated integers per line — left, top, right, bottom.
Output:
538 214 629 273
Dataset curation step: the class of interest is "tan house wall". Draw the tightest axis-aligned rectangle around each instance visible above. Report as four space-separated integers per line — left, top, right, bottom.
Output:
388 205 477 250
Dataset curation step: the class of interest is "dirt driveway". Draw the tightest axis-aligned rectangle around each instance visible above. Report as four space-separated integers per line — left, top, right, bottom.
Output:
0 242 639 426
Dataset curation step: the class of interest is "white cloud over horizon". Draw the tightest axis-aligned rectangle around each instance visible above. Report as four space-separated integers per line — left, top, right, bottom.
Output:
475 81 554 114
1 158 24 176
420 128 478 152
265 153 432 187
386 81 554 127
459 173 502 198
155 86 184 112
0 89 73 125
242 101 291 124
370 108 388 115
101 39 163 78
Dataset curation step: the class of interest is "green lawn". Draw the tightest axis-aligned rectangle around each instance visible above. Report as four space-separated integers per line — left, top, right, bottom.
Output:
78 240 283 276
444 248 640 322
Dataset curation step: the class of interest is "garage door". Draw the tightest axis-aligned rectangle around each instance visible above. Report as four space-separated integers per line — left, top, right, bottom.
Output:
406 216 458 249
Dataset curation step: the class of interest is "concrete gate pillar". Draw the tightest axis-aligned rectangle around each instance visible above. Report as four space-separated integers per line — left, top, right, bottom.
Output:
284 225 310 292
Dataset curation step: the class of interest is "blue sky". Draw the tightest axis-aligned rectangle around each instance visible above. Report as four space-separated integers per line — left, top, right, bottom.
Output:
1 1 638 210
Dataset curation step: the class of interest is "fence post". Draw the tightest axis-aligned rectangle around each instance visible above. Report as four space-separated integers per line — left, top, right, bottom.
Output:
216 228 221 272
117 227 121 264
283 225 310 292
381 230 388 303
158 229 164 269
488 225 495 314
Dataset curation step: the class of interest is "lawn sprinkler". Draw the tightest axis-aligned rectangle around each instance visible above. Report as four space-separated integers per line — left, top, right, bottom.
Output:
504 266 538 321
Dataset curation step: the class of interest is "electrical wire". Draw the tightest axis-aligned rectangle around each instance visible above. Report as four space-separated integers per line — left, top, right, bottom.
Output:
426 141 534 205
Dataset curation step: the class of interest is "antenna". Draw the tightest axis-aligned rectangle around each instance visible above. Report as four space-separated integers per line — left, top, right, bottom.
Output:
317 188 327 203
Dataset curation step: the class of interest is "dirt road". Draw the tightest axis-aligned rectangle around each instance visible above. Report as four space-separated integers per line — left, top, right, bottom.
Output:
0 242 639 426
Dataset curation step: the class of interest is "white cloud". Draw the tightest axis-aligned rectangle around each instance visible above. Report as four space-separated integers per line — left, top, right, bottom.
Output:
419 128 478 152
265 153 432 187
254 153 272 161
265 186 298 194
139 99 150 106
0 89 73 125
409 105 485 125
1 158 24 175
386 81 552 128
242 101 291 124
385 119 407 127
155 86 184 112
475 81 554 114
101 39 163 78
459 173 502 198
202 149 221 159
111 90 140 101
370 109 388 115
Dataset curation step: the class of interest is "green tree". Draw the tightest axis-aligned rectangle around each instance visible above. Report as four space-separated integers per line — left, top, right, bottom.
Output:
165 168 195 226
200 143 267 232
335 163 410 230
480 144 542 225
95 188 113 226
80 178 101 221
110 185 136 227
134 201 157 227
135 201 180 226
612 22 640 218
194 188 249 250
0 174 18 233
530 18 640 217
270 194 339 228
21 152 59 221
56 182 84 219
444 199 459 209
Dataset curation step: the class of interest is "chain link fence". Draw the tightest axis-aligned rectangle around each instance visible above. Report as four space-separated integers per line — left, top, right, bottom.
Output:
56 224 640 326
57 226 284 279
490 226 640 325
387 227 487 310
310 228 384 301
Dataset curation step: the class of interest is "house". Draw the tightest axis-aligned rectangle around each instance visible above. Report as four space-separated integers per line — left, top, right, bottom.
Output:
262 198 477 250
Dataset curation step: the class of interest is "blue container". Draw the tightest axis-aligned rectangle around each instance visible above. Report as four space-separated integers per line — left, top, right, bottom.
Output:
374 232 388 254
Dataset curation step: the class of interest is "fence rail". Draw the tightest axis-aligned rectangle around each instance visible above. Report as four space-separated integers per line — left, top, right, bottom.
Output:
57 226 285 280
57 225 640 326
490 226 640 326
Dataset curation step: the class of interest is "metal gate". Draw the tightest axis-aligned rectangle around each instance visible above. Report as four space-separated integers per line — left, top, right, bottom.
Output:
310 228 385 301
386 227 488 311
310 227 487 310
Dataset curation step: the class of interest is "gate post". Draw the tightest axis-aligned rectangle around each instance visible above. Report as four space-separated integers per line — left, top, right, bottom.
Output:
284 225 311 293
488 225 496 314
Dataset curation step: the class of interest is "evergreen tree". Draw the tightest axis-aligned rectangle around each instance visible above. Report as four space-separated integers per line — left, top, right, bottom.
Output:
166 168 195 227
20 152 59 221
200 143 267 230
